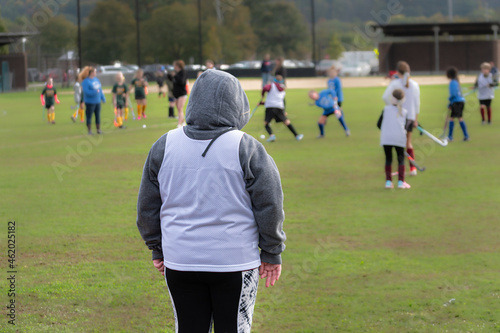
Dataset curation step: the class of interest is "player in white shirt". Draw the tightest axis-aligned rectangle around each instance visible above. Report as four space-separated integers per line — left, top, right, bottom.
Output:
261 75 303 142
474 62 497 124
382 61 421 176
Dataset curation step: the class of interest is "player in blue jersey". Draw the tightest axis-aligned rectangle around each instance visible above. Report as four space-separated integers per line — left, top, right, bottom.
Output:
446 67 469 141
327 66 343 107
308 88 350 138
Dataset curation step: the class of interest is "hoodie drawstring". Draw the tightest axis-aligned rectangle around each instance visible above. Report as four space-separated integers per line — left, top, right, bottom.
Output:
201 127 235 157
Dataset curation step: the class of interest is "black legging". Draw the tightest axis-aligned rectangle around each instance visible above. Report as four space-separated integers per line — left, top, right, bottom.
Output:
85 103 101 126
384 145 405 166
165 268 259 332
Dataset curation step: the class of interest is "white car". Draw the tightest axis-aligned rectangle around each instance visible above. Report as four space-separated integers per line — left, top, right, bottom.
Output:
339 62 371 77
96 65 133 74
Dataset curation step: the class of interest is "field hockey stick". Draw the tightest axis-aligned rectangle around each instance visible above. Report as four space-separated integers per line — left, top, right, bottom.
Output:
127 96 136 120
417 125 448 147
440 109 452 138
404 152 426 171
463 88 477 98
249 104 261 120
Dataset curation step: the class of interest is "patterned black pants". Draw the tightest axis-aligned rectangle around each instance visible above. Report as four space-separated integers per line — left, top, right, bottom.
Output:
165 268 259 333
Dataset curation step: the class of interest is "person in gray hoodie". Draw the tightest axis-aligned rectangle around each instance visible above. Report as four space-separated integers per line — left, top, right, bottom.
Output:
137 69 286 333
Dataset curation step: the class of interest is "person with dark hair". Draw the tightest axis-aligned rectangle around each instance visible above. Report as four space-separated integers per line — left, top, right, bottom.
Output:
156 66 166 98
131 69 148 120
169 60 188 128
273 56 287 82
81 67 106 135
382 61 421 176
260 53 272 87
446 67 469 141
137 70 285 332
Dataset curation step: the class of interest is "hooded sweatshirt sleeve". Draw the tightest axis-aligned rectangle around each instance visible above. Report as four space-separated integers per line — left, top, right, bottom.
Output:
137 134 167 260
239 134 286 264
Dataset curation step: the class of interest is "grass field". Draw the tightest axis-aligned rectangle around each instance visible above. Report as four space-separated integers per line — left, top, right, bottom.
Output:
1 81 500 333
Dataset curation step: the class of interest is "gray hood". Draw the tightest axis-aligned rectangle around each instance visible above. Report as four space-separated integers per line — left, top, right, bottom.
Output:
185 70 250 133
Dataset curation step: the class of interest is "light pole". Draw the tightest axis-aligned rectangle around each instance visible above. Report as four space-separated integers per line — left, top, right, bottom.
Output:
198 0 202 65
77 0 82 69
135 0 141 67
311 0 316 65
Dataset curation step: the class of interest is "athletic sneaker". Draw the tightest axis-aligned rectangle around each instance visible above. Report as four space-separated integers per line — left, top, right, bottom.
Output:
137 115 141 120
447 136 453 142
409 168 417 176
143 114 147 119
317 135 325 139
463 136 470 141
296 134 304 141
385 180 393 189
398 180 411 189
267 134 276 142
88 130 93 135
97 129 102 134
345 129 350 137
71 116 76 123
482 121 486 125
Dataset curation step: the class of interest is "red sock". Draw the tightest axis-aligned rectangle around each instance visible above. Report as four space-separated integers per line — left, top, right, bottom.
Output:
487 107 492 122
385 165 392 181
480 106 485 121
406 148 415 170
398 165 405 182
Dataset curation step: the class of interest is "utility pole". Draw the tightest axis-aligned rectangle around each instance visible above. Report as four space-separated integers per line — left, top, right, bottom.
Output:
135 0 141 67
448 0 453 22
198 0 203 65
77 0 82 69
311 0 316 65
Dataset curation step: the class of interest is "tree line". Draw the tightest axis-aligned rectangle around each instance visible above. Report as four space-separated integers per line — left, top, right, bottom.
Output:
1 0 499 65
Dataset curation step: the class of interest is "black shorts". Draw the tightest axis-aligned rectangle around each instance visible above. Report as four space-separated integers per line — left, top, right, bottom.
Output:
265 107 287 123
450 102 464 118
338 101 342 108
116 103 125 109
405 119 415 132
45 103 54 109
479 99 492 107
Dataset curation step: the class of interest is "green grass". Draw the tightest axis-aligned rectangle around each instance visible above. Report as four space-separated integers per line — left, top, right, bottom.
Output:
1 83 500 332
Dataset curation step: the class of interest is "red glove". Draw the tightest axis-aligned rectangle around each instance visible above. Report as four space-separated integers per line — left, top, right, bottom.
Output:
55 94 60 104
40 95 45 106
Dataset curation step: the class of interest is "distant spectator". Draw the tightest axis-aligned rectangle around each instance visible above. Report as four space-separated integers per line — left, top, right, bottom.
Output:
168 60 188 128
273 56 287 83
197 59 215 78
81 67 106 135
261 53 272 87
490 61 498 84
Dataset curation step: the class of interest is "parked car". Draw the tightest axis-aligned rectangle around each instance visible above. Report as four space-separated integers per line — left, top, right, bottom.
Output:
142 64 166 81
315 59 341 76
339 62 371 77
96 65 133 75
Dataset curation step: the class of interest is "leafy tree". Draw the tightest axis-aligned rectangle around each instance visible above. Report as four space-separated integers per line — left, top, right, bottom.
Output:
142 3 198 63
0 9 7 54
39 15 76 53
81 0 136 64
252 1 310 58
327 33 344 60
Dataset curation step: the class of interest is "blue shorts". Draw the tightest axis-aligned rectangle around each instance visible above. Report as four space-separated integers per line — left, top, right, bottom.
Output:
322 108 342 117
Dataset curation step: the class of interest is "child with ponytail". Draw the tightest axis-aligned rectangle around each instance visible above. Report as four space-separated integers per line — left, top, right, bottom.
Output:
446 67 469 141
382 61 421 176
379 89 411 189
